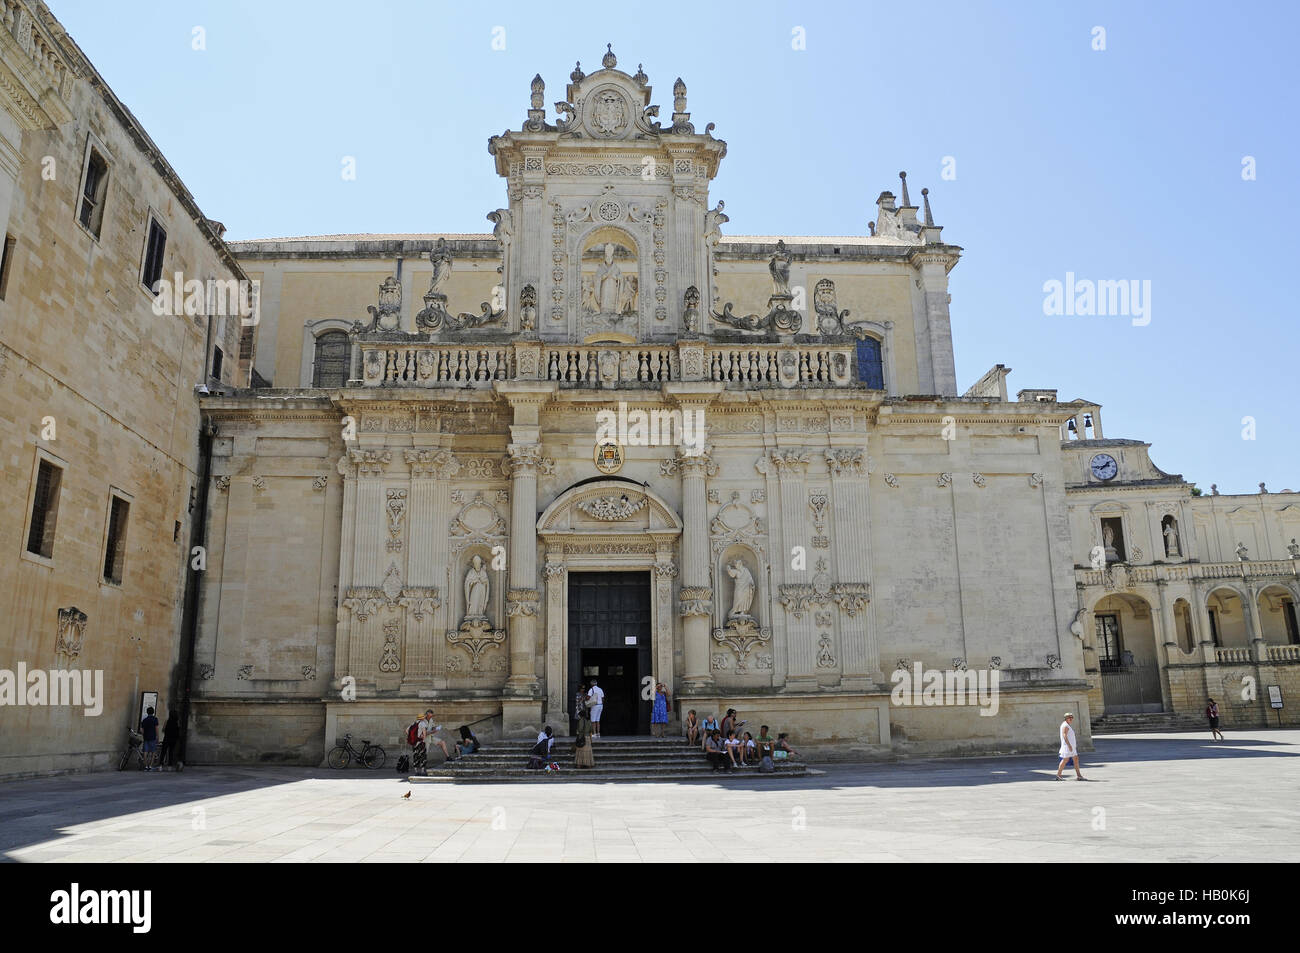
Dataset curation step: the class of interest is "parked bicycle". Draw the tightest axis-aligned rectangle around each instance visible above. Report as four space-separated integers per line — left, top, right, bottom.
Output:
117 729 147 771
327 733 386 769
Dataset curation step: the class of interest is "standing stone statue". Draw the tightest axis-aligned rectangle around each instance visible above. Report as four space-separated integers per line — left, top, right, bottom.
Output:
464 554 490 620
727 559 754 619
595 243 623 314
1163 519 1181 557
428 238 452 297
703 200 728 247
768 239 791 296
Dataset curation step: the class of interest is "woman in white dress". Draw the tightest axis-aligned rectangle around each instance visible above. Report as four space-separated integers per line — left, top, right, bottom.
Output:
1055 712 1085 781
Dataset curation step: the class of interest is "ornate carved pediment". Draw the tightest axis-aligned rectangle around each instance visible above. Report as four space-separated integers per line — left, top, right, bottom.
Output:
712 619 772 673
446 621 506 672
538 480 683 538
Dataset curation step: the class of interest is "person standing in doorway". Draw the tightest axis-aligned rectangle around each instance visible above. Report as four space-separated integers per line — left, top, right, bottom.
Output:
158 710 179 770
651 682 669 737
140 707 160 772
1206 698 1225 742
587 678 605 738
1055 712 1085 781
574 681 588 734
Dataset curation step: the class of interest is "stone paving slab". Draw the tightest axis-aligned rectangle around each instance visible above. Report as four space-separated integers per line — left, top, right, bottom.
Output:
1 731 1296 863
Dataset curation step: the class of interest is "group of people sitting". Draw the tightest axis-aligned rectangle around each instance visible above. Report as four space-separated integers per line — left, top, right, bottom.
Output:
683 708 800 772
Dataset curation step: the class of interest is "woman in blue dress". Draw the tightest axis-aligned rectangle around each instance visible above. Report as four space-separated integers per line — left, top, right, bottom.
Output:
650 682 670 737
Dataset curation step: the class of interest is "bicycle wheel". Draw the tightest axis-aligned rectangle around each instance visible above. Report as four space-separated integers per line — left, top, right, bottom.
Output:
118 748 130 771
363 745 386 769
327 745 351 769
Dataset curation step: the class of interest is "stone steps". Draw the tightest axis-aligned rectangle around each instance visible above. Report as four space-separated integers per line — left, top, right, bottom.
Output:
406 737 809 783
1092 712 1210 733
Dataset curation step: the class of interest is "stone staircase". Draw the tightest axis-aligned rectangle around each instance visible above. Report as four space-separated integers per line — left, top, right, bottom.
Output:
1091 711 1209 734
407 736 810 784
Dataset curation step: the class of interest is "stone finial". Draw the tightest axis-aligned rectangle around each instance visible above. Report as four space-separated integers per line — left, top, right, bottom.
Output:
571 61 585 83
673 77 687 112
921 187 934 226
868 221 876 236
530 73 544 109
1260 482 1268 493
602 44 617 69
633 63 648 85
898 171 912 207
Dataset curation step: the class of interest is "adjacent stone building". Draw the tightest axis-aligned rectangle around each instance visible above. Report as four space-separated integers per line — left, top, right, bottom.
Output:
0 0 251 777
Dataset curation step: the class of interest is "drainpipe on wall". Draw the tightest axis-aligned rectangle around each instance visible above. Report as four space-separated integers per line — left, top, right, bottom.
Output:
175 414 216 768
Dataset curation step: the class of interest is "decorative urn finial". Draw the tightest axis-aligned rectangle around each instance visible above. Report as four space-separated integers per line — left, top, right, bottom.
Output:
602 44 617 69
633 63 648 85
571 61 585 82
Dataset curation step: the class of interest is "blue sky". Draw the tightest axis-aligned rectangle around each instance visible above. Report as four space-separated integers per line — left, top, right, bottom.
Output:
50 1 1297 493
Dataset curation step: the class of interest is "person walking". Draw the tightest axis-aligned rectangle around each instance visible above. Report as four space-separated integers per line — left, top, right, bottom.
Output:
1055 712 1085 781
140 706 160 772
1206 698 1225 742
650 682 670 737
574 711 595 769
587 678 605 738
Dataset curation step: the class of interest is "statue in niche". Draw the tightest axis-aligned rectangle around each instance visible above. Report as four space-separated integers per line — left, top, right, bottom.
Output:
582 243 637 317
464 555 490 621
1103 524 1119 562
1163 518 1181 557
727 559 755 620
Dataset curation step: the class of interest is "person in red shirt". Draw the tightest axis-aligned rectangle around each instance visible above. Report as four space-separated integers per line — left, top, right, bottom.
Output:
1206 698 1224 742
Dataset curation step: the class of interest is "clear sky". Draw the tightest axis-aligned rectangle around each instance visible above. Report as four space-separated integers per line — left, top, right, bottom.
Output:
49 0 1297 494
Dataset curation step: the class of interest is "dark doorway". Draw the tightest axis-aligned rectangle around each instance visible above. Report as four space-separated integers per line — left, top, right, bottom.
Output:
568 572 651 736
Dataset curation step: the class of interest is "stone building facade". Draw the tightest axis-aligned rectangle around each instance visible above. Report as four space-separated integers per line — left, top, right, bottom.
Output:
192 51 1096 763
0 1 251 777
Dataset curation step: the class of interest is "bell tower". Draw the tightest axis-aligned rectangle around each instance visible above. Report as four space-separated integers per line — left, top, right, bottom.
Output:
488 46 728 344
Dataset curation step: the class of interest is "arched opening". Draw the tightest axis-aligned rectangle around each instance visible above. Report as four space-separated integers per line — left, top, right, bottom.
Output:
1172 597 1196 654
1257 584 1300 646
1205 587 1248 648
1092 593 1163 713
855 335 884 390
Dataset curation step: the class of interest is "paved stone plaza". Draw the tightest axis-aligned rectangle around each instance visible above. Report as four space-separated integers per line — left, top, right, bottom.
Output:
1 731 1295 863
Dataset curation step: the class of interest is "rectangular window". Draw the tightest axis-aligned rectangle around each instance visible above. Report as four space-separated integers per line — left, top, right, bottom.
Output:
0 233 15 300
1284 601 1299 646
855 337 884 390
1095 613 1122 668
1208 608 1220 647
238 325 254 361
78 148 109 238
211 345 223 381
26 459 63 558
103 494 130 585
141 217 167 294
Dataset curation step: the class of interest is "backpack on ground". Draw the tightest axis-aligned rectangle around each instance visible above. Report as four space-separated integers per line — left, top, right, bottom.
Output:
406 721 420 746
759 755 775 773
395 754 410 773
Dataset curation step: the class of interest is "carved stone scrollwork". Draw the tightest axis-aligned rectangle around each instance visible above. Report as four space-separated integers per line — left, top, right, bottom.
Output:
823 448 865 477
385 489 407 553
712 620 772 674
817 631 837 668
398 588 442 621
405 448 460 480
346 448 392 476
576 494 649 521
379 619 401 673
446 623 507 672
363 275 402 332
661 447 718 477
755 448 813 476
55 607 88 659
506 444 544 475
831 583 870 616
654 558 678 578
214 475 231 492
937 472 953 487
813 278 852 336
679 586 713 617
342 589 384 622
972 472 987 488
506 589 540 617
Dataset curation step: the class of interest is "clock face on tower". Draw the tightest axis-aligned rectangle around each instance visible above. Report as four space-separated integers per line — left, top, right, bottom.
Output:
1090 453 1118 481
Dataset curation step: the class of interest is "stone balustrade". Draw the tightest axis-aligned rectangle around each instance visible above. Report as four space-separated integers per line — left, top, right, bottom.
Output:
1077 560 1300 588
1267 644 1300 662
355 338 859 390
1215 647 1253 663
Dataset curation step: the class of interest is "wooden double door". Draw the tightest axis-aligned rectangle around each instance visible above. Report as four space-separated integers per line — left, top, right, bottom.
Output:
567 572 652 736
